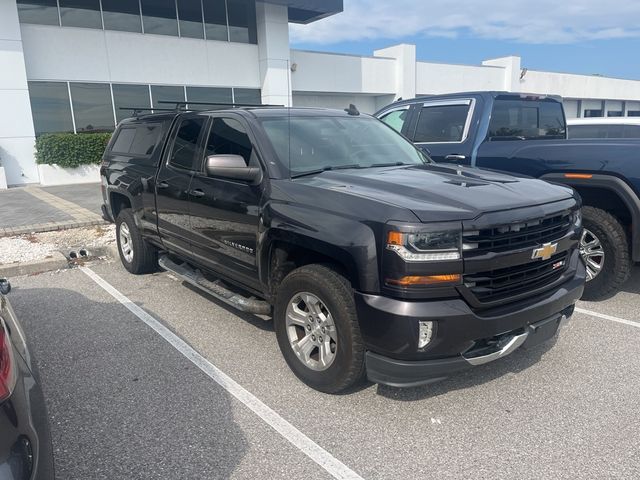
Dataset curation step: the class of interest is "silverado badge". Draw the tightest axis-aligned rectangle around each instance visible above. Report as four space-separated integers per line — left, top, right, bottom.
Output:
532 242 558 261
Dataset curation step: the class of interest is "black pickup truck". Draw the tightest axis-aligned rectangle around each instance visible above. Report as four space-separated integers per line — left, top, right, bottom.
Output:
376 92 640 299
100 106 585 393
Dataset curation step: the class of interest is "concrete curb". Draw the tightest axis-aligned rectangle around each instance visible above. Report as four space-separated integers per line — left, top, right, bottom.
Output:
0 252 69 278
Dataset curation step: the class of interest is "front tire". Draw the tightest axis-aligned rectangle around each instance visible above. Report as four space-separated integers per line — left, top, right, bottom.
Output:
274 265 365 394
580 206 631 300
115 209 157 274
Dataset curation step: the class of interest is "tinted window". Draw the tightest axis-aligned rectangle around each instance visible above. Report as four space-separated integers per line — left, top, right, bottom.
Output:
111 127 136 152
624 125 640 139
584 109 603 118
205 118 253 165
59 0 101 28
102 0 142 32
414 104 469 143
28 82 74 135
608 111 623 117
489 99 565 140
170 118 205 169
177 0 203 38
380 109 408 133
227 0 257 43
113 84 151 122
69 82 115 133
151 85 185 109
17 0 59 25
186 86 233 109
628 111 640 117
233 88 261 105
141 0 178 36
130 125 162 155
203 0 228 40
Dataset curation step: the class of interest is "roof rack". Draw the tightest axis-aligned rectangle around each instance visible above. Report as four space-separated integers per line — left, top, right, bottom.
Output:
118 107 178 117
157 100 284 110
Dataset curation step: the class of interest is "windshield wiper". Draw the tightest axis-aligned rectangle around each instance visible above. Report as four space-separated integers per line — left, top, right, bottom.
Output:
368 162 414 168
291 164 362 179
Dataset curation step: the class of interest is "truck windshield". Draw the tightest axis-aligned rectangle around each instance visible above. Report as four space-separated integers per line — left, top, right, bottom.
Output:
488 98 566 141
260 115 428 177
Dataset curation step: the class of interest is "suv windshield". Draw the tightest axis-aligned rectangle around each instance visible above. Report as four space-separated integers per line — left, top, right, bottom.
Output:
260 115 427 177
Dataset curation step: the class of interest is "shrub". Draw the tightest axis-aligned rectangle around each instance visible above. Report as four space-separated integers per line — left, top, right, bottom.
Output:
35 132 112 168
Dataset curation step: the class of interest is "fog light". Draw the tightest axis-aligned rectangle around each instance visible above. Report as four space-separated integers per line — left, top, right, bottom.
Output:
418 321 434 349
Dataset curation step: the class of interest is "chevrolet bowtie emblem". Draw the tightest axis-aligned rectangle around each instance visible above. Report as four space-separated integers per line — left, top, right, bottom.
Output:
532 242 558 261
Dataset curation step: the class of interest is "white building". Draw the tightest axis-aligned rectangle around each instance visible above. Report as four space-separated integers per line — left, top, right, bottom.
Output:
2 0 640 187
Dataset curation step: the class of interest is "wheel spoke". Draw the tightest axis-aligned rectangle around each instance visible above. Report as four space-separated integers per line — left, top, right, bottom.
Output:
318 339 335 368
287 303 309 327
292 334 315 362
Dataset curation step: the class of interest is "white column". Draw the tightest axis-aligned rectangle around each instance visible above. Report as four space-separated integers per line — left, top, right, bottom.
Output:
374 44 416 101
0 0 38 186
482 56 522 92
255 2 291 106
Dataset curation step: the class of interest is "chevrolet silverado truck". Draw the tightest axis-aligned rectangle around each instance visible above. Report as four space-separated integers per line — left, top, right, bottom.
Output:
376 92 640 300
100 106 585 393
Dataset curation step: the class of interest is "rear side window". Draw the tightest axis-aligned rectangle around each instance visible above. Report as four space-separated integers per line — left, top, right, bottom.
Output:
379 109 408 133
413 104 470 143
489 99 566 140
111 124 161 155
169 117 205 170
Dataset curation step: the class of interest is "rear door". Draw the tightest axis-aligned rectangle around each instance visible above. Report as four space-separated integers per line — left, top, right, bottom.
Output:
406 99 476 165
155 114 207 256
187 114 264 291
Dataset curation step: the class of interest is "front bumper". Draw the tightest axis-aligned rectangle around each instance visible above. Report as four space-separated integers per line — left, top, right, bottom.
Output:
356 256 585 388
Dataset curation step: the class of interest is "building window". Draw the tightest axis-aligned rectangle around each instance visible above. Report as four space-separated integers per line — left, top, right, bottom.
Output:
16 0 60 26
69 83 115 132
628 111 640 117
227 0 257 44
584 109 603 118
27 82 74 135
141 0 178 36
102 0 142 33
177 0 204 39
151 85 185 109
203 0 228 41
234 88 262 105
607 111 623 117
112 84 151 122
186 86 233 108
59 0 102 29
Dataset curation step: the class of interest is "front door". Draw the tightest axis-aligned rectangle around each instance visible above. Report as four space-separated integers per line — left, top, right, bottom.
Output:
187 115 263 291
407 99 476 165
155 115 206 257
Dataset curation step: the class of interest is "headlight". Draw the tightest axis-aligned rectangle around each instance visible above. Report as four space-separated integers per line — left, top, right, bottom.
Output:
387 230 461 262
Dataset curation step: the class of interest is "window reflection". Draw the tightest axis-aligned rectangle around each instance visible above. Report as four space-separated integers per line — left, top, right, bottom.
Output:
227 0 257 44
102 0 142 33
234 88 262 105
141 0 178 36
151 85 185 110
17 0 59 26
69 83 115 132
186 86 233 109
113 84 151 122
27 82 74 135
203 0 228 41
59 0 102 28
178 0 204 39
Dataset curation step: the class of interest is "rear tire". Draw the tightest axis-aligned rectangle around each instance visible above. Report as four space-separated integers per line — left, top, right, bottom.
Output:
274 265 365 394
580 206 631 300
115 209 157 274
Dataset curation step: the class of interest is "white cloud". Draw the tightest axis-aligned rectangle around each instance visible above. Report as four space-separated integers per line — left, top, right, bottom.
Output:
289 0 640 45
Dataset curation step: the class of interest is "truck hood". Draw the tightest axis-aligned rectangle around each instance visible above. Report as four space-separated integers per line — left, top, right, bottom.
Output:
293 164 575 222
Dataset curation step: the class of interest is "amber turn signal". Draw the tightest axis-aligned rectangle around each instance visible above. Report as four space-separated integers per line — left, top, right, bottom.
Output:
564 173 593 179
386 274 461 286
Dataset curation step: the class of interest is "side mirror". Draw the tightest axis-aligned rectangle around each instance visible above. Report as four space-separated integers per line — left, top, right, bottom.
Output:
0 279 11 295
205 154 261 182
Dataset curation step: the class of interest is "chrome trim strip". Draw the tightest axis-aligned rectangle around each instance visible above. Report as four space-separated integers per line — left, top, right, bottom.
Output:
463 331 529 366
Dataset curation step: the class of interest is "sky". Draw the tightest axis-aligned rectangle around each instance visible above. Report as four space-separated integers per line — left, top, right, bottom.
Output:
289 0 640 80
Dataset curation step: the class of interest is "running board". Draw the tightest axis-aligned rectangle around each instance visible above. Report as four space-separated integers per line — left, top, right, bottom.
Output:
158 255 271 315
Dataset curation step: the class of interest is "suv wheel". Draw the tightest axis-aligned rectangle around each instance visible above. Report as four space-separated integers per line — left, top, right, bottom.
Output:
580 206 631 300
115 209 157 274
274 265 365 393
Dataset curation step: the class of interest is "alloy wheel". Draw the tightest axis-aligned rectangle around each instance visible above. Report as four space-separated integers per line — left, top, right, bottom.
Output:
580 228 605 281
119 222 134 263
285 292 338 371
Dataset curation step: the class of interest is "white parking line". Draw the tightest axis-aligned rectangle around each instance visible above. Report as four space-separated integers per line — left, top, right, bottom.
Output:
80 266 363 480
576 307 640 330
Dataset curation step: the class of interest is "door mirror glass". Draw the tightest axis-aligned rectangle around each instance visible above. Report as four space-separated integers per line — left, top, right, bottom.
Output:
206 154 261 182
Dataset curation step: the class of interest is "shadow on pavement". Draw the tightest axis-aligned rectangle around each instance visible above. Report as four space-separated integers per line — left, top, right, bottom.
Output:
9 286 248 480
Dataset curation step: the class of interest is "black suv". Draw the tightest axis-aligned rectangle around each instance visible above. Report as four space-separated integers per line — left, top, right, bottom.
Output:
100 106 585 393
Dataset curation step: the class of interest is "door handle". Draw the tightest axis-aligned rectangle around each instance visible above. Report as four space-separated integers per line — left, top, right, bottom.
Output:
188 189 205 198
445 154 466 162
157 181 169 189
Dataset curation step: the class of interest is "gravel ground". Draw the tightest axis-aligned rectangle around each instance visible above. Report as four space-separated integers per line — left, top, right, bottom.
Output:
0 225 116 265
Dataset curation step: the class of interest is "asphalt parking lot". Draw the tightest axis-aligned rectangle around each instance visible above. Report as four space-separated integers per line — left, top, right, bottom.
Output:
9 259 640 480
